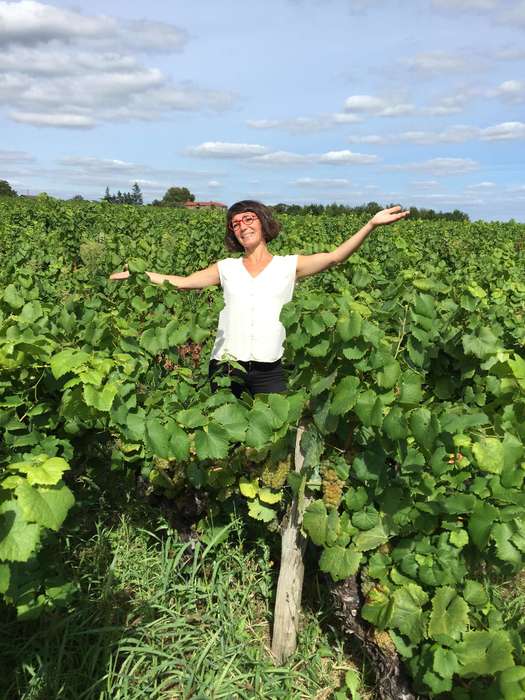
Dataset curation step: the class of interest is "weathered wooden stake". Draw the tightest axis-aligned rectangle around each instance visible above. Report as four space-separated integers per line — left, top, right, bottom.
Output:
271 422 310 664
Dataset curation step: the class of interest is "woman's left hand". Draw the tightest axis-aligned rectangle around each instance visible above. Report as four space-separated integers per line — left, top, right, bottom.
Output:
370 205 410 227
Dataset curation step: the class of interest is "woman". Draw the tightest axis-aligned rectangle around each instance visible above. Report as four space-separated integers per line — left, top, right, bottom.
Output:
111 200 409 396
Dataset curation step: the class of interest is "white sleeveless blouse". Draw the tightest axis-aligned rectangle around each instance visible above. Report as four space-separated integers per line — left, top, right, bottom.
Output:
211 254 298 362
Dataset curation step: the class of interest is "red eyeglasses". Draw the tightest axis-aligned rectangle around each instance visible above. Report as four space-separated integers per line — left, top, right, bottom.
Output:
229 213 258 232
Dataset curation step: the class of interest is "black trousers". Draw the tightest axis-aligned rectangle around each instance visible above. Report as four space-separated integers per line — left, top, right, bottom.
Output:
208 358 287 397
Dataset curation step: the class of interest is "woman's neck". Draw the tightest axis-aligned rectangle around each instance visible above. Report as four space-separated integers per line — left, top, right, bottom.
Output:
243 241 272 262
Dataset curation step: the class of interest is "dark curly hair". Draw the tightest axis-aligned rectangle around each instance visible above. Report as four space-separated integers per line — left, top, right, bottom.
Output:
224 200 281 253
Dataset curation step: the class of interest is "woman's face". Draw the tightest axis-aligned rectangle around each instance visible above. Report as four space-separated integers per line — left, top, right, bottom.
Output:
230 212 264 249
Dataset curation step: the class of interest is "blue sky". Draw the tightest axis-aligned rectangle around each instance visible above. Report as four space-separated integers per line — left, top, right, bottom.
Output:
1 0 524 220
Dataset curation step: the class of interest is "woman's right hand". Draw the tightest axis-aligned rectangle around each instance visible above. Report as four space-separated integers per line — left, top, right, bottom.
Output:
109 270 130 280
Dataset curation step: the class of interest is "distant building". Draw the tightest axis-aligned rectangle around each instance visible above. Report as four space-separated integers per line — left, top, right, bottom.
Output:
183 200 227 209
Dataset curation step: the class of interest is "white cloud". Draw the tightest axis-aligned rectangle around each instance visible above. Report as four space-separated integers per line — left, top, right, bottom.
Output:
431 0 498 10
400 125 480 144
410 180 441 190
480 121 525 140
0 0 113 44
411 192 484 206
0 2 231 128
251 151 310 165
491 80 525 102
10 112 95 128
319 150 379 164
0 149 34 162
403 51 471 74
0 46 141 76
59 157 138 172
208 180 222 188
347 121 525 147
388 158 479 175
187 142 269 158
467 181 496 188
0 1 188 52
293 177 353 188
343 94 414 117
246 112 361 132
499 1 525 27
118 19 188 53
347 134 389 145
344 95 386 112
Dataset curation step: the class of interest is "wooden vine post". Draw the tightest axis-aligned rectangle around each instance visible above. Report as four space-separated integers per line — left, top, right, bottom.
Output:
271 420 310 664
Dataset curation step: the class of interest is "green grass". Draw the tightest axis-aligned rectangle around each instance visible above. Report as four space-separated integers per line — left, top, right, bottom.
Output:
0 505 363 700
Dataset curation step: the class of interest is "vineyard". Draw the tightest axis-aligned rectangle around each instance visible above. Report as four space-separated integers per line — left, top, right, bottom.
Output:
1 195 525 699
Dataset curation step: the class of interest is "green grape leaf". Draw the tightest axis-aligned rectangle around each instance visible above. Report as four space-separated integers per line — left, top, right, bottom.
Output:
258 488 282 504
175 407 207 428
195 424 230 460
499 666 525 700
468 501 498 549
0 563 10 593
145 417 171 459
390 583 429 643
377 361 401 390
247 498 276 522
398 372 423 406
212 403 248 442
449 529 469 549
337 311 362 341
472 437 505 474
463 580 488 607
303 500 327 546
433 646 459 679
3 283 25 309
382 407 408 440
330 376 360 416
168 423 190 462
492 523 522 568
83 382 118 412
246 404 274 449
428 587 469 643
319 546 362 582
354 390 383 427
15 481 75 532
362 586 393 628
0 501 40 562
410 408 440 452
353 522 389 551
456 631 514 677
239 477 258 499
10 456 69 486
50 349 90 379
267 393 290 428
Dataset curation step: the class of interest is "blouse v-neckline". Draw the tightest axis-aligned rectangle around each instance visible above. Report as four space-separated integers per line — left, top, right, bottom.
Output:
241 255 275 280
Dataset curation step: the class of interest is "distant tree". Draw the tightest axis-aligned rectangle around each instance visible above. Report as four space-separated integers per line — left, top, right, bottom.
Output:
159 186 195 207
0 179 17 197
131 182 143 205
70 194 84 201
103 184 143 205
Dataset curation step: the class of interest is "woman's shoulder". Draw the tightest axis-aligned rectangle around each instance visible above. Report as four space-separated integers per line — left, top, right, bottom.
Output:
218 256 242 268
273 254 298 271
274 253 298 262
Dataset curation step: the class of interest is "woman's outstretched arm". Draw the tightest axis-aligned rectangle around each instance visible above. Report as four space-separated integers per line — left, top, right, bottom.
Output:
295 205 409 279
145 263 220 290
109 263 220 289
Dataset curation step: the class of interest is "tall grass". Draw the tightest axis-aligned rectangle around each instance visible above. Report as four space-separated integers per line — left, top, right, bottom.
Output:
0 510 359 700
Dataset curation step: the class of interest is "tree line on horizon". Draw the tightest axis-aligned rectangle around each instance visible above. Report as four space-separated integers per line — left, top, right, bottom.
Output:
1 178 469 220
